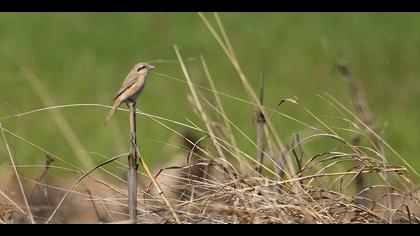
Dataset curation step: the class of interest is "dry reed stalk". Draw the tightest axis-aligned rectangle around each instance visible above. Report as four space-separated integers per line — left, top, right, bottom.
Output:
256 73 265 174
174 45 237 181
127 102 138 223
200 55 243 171
337 59 381 151
337 59 391 210
198 12 297 181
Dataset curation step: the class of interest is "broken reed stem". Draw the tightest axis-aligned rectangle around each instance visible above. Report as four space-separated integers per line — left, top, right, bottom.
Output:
128 102 138 224
256 73 265 174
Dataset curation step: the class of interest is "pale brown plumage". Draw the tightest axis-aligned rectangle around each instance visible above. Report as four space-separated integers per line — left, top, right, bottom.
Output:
104 62 154 126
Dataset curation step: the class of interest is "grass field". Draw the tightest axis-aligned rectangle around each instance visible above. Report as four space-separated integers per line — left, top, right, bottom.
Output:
1 13 419 171
0 13 419 223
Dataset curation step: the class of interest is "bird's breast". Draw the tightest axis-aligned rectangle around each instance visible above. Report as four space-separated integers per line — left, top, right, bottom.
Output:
118 77 146 102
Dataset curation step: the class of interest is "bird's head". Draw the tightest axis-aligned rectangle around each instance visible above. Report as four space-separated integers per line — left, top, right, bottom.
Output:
133 62 155 77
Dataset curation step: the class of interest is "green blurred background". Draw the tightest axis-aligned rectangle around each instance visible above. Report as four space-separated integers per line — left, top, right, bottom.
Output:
0 13 419 180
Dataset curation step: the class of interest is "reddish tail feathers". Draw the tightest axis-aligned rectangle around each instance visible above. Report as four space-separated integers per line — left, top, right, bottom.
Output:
104 99 122 126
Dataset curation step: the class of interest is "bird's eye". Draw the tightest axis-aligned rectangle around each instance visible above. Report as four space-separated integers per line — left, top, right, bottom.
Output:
137 66 146 72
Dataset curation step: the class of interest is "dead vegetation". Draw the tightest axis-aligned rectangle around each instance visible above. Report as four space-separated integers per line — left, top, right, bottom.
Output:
0 13 419 224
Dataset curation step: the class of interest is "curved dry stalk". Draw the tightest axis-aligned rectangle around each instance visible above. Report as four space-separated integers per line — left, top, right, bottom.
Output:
45 153 128 224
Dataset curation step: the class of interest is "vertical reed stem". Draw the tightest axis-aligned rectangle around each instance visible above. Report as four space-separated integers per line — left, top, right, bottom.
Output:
256 73 265 174
128 101 138 224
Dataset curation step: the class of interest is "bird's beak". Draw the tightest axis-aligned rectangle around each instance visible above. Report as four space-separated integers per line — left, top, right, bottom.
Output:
149 65 155 69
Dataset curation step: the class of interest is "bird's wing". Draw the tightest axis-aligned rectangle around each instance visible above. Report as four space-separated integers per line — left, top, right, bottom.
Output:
114 71 137 100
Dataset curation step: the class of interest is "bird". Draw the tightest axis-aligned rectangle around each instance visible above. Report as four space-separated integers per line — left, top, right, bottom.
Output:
104 62 155 126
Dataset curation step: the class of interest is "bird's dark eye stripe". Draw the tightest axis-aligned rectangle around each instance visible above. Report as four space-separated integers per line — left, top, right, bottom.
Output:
137 66 146 72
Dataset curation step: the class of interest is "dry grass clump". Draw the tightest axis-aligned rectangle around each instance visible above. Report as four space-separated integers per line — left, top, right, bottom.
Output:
142 122 418 224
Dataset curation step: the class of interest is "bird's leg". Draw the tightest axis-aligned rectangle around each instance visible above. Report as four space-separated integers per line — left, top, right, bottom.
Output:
126 99 136 107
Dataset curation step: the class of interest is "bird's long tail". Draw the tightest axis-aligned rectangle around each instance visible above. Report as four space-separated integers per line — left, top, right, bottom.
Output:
104 99 121 126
